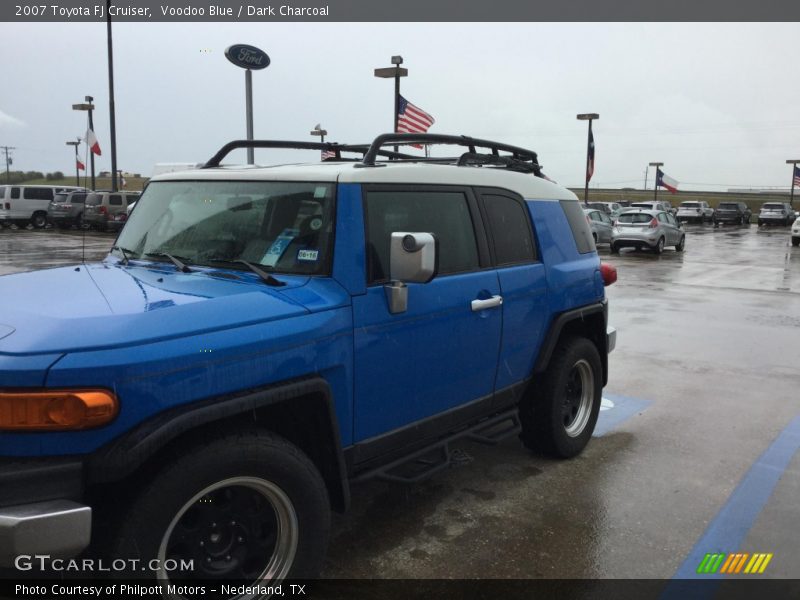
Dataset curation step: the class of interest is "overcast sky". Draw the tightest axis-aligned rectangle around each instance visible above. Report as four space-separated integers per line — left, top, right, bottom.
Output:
1 22 799 190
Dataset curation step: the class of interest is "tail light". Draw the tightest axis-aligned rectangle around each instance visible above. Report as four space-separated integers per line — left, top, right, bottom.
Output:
99 206 108 215
600 262 617 286
649 217 658 228
3 203 9 210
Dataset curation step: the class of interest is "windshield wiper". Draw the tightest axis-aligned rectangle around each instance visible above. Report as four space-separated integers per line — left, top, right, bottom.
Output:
144 252 193 273
111 245 136 265
204 258 286 287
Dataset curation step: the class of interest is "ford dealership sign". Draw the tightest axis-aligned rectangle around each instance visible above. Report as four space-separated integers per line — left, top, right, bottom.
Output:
225 44 270 70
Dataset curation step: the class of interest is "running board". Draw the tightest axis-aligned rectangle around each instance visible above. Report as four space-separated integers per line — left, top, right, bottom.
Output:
353 409 521 485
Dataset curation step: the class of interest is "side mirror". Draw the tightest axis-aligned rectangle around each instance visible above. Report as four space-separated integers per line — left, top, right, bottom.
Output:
384 232 438 314
389 232 438 283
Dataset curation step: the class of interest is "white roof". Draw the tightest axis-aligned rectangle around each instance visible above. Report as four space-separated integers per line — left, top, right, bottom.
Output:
152 161 577 201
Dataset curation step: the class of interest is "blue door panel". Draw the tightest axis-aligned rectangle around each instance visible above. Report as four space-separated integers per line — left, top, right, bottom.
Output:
353 270 502 441
494 262 548 391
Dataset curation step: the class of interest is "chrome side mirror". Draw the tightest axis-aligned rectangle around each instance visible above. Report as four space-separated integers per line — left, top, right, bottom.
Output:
384 232 438 314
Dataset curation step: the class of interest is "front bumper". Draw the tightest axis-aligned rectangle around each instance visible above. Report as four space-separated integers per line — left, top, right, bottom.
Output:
0 500 91 566
0 458 89 566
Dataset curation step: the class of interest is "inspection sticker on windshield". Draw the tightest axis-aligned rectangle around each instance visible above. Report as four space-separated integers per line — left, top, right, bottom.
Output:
314 186 327 199
297 249 319 262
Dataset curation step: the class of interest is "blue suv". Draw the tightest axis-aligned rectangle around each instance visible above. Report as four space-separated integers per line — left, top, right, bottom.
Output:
0 134 616 588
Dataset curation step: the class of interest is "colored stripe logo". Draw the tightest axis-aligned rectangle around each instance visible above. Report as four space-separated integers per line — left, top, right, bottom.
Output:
696 552 773 574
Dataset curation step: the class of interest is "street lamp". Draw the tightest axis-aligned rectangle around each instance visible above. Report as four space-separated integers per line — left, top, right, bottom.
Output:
310 124 327 143
374 55 408 153
577 113 598 204
787 159 800 209
66 140 80 187
72 97 96 190
649 162 664 202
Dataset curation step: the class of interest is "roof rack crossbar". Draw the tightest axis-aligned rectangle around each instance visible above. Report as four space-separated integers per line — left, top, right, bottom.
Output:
203 139 418 168
360 133 540 172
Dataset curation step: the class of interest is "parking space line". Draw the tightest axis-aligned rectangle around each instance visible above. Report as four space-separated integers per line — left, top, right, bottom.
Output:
670 413 800 580
593 392 652 437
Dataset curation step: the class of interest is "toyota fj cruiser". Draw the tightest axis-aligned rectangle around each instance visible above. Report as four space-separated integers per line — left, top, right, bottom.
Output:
0 134 616 592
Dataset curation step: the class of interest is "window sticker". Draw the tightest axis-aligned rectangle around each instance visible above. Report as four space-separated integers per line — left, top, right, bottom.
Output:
262 228 298 267
313 186 327 199
297 249 319 262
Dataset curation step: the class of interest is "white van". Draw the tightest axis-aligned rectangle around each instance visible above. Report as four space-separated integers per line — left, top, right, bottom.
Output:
0 185 87 228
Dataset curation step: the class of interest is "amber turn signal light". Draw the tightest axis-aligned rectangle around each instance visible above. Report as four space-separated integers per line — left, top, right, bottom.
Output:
0 389 118 431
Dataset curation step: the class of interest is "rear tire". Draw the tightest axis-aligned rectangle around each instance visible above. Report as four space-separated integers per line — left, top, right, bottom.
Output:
675 235 685 251
103 431 330 588
792 237 800 247
654 237 665 254
519 336 602 458
31 212 47 229
610 243 620 254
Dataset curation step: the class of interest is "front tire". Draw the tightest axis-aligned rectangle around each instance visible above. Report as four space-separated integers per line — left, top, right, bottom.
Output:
519 336 602 458
105 431 330 590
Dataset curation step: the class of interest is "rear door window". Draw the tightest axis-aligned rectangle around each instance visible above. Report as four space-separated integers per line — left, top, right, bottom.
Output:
23 187 53 200
11 187 20 199
480 192 536 265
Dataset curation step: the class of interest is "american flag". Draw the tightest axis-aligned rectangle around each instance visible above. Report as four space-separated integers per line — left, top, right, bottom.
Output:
321 149 336 161
794 165 800 187
397 95 435 146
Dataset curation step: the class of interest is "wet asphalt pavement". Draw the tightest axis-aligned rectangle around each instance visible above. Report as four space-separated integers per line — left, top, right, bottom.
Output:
1 223 799 581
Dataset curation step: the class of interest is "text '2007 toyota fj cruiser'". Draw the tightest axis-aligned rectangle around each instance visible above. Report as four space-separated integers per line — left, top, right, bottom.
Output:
0 134 616 594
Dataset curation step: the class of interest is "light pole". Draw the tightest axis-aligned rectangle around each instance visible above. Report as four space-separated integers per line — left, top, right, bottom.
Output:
787 159 800 209
66 140 80 187
374 55 408 153
310 124 327 143
72 97 96 190
649 162 664 202
106 0 118 192
577 113 598 204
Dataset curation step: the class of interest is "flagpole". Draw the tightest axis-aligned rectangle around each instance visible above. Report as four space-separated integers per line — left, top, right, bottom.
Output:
106 0 119 192
577 113 598 205
787 160 800 210
87 102 96 191
650 162 663 202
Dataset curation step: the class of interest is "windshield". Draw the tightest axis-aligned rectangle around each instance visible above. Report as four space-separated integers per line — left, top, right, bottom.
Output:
680 202 700 208
53 193 68 203
762 203 783 210
718 203 738 209
618 213 653 224
631 203 652 208
115 180 335 275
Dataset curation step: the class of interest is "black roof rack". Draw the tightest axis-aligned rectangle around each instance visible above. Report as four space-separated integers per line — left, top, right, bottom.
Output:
202 140 417 168
358 133 543 176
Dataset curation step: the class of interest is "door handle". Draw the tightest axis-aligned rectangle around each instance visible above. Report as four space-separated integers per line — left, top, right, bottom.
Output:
471 295 503 312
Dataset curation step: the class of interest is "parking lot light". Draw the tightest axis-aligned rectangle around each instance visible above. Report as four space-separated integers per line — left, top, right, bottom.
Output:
374 56 408 153
649 162 664 202
310 124 327 143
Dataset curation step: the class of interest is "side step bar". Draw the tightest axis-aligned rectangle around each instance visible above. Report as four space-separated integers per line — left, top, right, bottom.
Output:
353 409 521 485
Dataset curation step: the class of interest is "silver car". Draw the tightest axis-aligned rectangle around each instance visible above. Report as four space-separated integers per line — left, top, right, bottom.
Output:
611 209 685 254
677 200 714 223
584 208 614 245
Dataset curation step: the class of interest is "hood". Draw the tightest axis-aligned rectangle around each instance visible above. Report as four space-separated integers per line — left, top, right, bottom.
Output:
0 262 311 355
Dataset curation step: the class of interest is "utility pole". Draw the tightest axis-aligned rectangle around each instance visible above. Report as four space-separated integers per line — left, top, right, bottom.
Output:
1 146 14 184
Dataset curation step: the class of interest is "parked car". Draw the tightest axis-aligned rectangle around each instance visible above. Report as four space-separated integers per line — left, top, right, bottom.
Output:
792 216 800 246
630 201 673 214
82 191 140 230
0 133 617 587
584 207 614 245
677 200 714 224
758 202 795 226
48 190 89 228
0 185 86 228
713 201 751 226
612 208 685 254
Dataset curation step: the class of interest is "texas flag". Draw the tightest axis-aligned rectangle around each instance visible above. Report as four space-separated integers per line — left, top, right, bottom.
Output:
656 168 679 193
86 128 102 156
77 158 85 171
